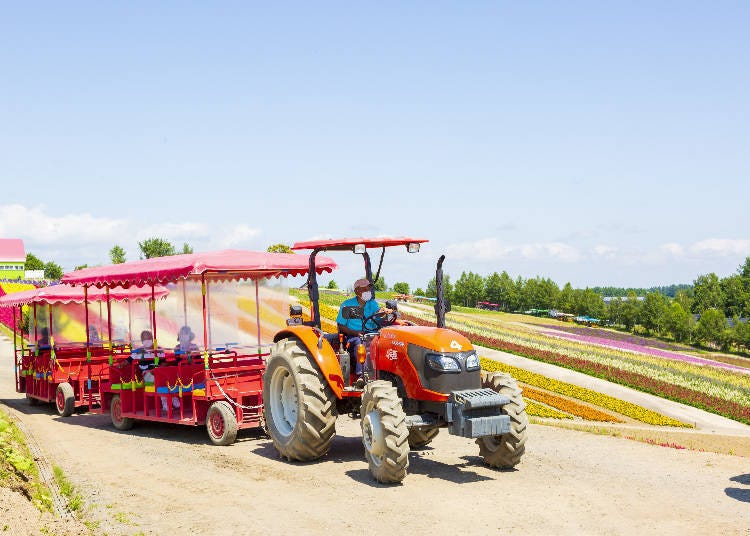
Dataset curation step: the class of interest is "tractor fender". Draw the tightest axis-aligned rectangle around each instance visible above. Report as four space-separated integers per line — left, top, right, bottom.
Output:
273 327 345 399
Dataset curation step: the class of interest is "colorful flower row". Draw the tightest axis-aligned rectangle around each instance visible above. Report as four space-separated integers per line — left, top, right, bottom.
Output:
406 310 750 408
481 357 691 427
521 386 623 423
523 399 573 420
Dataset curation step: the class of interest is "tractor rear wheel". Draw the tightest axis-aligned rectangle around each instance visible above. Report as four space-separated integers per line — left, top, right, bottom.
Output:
263 338 337 461
206 401 238 446
55 382 75 417
407 427 439 449
476 372 527 468
110 394 134 431
361 381 409 484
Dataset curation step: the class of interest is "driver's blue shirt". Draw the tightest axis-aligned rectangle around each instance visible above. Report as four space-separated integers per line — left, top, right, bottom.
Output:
336 297 381 333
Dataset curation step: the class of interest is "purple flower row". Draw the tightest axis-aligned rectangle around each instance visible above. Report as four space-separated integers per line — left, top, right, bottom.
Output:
539 323 691 352
543 328 750 374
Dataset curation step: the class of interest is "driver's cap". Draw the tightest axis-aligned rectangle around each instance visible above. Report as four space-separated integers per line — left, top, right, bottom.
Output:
353 278 370 290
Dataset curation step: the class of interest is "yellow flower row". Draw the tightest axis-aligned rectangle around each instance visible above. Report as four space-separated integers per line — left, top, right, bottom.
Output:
523 399 573 419
481 357 691 427
522 386 623 423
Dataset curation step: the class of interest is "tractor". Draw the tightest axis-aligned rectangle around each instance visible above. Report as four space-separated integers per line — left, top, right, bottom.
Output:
262 237 527 483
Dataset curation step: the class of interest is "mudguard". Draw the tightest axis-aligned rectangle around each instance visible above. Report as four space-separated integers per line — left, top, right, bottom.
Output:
273 326 346 399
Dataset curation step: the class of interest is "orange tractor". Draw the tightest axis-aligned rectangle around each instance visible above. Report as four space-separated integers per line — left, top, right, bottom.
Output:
263 237 527 483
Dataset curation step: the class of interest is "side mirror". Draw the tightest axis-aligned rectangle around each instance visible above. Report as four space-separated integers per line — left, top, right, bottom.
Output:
341 306 364 320
385 299 398 311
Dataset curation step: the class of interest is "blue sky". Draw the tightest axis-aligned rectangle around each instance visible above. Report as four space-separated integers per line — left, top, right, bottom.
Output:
1 1 748 291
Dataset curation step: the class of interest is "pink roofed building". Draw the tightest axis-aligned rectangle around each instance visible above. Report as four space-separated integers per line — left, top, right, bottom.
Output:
0 239 26 280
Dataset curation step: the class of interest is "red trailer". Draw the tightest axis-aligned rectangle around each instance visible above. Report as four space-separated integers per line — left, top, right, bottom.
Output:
60 250 336 445
0 284 165 416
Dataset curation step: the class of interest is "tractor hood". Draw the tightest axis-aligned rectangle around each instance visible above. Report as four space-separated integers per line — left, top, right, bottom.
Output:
379 326 474 353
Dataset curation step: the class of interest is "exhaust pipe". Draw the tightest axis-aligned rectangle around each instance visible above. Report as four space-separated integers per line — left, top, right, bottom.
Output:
435 255 448 328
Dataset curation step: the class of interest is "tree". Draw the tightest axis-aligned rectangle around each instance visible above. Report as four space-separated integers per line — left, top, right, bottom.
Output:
138 238 176 259
576 288 605 318
414 288 425 297
426 275 453 302
453 271 485 307
606 297 623 326
326 280 338 289
25 253 44 271
267 244 293 253
692 273 723 313
484 272 502 305
43 261 63 280
182 242 194 254
721 274 749 318
695 308 728 348
109 245 126 264
665 302 691 342
740 256 750 279
373 276 386 292
392 282 410 295
673 289 692 313
620 291 641 331
639 292 669 335
556 282 576 313
74 264 88 271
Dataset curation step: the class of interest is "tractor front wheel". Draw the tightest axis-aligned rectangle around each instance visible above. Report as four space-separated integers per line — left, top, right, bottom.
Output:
476 372 528 468
206 401 238 446
361 381 409 484
407 427 439 449
110 394 134 431
55 382 75 417
263 338 337 461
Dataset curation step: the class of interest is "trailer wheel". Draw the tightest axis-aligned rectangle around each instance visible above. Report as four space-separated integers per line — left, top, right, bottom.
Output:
263 338 337 461
55 382 75 417
110 394 134 431
207 401 238 446
476 372 528 468
407 427 439 449
361 380 409 484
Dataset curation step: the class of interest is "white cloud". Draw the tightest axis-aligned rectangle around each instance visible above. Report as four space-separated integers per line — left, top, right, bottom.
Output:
593 245 618 259
138 222 210 241
217 224 261 248
447 238 581 262
660 243 684 256
0 203 126 245
689 238 750 256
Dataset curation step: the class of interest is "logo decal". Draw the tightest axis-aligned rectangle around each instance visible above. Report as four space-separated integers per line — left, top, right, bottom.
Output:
450 340 462 350
386 349 398 360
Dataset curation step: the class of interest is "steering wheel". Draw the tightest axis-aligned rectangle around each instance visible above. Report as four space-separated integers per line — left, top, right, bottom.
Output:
361 310 397 333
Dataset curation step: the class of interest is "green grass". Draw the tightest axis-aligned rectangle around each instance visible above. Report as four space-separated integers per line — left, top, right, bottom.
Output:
0 408 53 512
53 465 84 513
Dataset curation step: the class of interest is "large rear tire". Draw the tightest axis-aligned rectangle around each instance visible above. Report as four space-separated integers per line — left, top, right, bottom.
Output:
361 381 409 484
55 382 75 417
263 338 337 461
206 401 238 446
110 394 134 431
476 371 527 468
407 427 439 449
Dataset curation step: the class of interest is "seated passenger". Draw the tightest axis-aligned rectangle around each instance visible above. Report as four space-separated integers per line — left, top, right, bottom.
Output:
336 278 390 387
124 330 177 412
174 325 200 361
37 327 51 349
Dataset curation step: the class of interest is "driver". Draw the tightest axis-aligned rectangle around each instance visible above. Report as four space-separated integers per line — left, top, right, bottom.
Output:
336 278 383 387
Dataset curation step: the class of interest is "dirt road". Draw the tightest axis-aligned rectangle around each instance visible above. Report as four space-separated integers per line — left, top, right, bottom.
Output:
1 336 749 535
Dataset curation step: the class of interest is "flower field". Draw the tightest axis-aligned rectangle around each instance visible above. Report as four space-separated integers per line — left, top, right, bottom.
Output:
402 308 750 424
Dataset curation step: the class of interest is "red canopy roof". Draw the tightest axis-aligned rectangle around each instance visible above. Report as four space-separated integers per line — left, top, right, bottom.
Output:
292 236 428 251
60 249 337 288
0 284 168 307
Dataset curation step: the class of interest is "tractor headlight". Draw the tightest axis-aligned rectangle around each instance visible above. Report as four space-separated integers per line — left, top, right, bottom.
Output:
426 353 460 373
465 352 480 371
